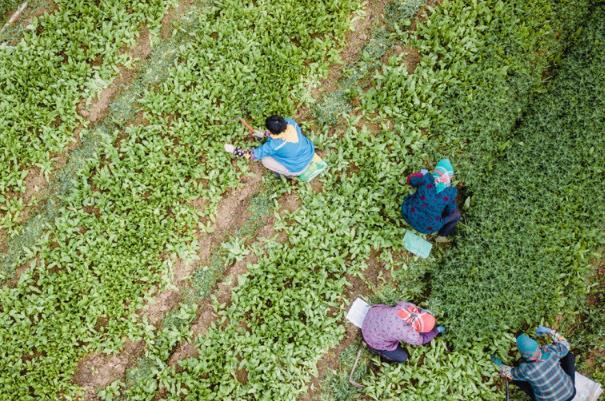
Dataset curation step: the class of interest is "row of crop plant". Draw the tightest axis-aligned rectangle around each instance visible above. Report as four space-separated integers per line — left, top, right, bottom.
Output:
0 0 174 235
123 0 592 400
0 0 362 400
339 5 605 400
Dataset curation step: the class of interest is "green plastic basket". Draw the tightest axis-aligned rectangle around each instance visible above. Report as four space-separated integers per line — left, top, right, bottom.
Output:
298 154 328 183
403 231 432 258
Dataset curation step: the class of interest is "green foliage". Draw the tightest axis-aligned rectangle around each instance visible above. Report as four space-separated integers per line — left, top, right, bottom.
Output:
430 7 605 346
0 0 360 399
156 0 596 399
0 0 172 234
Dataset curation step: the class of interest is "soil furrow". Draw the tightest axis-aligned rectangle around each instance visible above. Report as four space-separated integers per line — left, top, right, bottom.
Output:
298 1 439 398
0 1 180 282
0 5 173 275
162 0 394 373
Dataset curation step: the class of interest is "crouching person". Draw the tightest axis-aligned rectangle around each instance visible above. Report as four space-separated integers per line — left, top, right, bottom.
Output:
361 301 445 363
401 159 461 237
492 326 576 401
224 115 315 178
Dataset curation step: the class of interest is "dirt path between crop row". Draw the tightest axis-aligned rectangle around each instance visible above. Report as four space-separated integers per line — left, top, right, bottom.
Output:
299 252 397 401
72 1 393 398
166 193 299 367
161 0 397 374
300 0 390 122
0 2 179 282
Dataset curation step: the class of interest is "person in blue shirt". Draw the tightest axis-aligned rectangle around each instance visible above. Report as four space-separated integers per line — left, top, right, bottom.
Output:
401 159 461 236
224 115 315 177
491 326 576 401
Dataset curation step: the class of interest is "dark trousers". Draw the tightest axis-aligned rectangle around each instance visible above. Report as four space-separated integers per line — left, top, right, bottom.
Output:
367 344 408 363
512 352 576 401
438 210 461 236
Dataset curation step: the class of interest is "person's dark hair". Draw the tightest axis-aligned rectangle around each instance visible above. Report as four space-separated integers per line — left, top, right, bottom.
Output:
265 115 287 134
514 330 524 339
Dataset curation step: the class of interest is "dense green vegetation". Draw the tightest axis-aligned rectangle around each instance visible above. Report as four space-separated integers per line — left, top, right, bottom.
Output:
431 0 605 353
0 0 602 400
321 2 604 400
107 1 596 400
0 0 173 234
0 0 360 399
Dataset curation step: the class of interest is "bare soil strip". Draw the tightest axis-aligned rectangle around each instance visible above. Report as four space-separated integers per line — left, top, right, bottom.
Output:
167 193 299 365
161 0 394 372
297 2 440 399
4 24 154 242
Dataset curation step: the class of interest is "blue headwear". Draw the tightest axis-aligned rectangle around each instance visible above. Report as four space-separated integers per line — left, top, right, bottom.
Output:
516 333 540 361
432 159 454 193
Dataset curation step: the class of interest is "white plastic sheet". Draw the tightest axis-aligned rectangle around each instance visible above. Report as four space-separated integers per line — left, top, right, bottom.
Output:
573 372 603 401
346 298 370 328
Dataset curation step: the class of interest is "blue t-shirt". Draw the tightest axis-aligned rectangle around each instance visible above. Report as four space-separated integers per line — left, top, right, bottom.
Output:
252 118 314 173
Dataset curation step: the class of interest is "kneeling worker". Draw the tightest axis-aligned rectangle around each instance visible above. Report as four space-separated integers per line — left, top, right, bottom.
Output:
361 301 445 363
224 115 315 178
492 326 576 401
401 159 461 237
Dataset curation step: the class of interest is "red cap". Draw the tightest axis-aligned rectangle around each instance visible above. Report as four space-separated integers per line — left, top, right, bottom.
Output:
397 306 436 333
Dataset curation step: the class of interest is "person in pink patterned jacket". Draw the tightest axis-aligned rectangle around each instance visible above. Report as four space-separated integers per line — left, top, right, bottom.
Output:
361 301 445 363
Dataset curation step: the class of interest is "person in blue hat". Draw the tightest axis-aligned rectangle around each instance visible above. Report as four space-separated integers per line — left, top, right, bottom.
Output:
401 159 461 236
491 326 576 401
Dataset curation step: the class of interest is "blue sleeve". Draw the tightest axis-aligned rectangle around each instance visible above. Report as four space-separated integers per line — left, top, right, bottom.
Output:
252 138 285 160
501 365 527 381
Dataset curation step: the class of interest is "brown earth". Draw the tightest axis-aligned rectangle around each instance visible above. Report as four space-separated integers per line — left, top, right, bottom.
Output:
78 26 152 123
73 340 145 398
305 0 390 112
160 0 194 39
298 1 437 396
0 3 172 273
167 217 281 365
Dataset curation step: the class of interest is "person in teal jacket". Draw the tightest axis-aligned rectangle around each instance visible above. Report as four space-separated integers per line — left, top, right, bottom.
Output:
224 115 315 177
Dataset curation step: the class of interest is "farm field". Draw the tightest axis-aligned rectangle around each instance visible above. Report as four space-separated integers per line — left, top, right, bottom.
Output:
0 0 603 401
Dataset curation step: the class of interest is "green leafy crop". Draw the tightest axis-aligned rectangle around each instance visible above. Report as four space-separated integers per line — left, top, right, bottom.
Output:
430 7 605 346
0 0 172 234
0 0 360 399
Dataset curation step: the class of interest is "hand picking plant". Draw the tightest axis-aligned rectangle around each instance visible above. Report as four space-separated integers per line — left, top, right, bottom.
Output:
136 1 594 400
